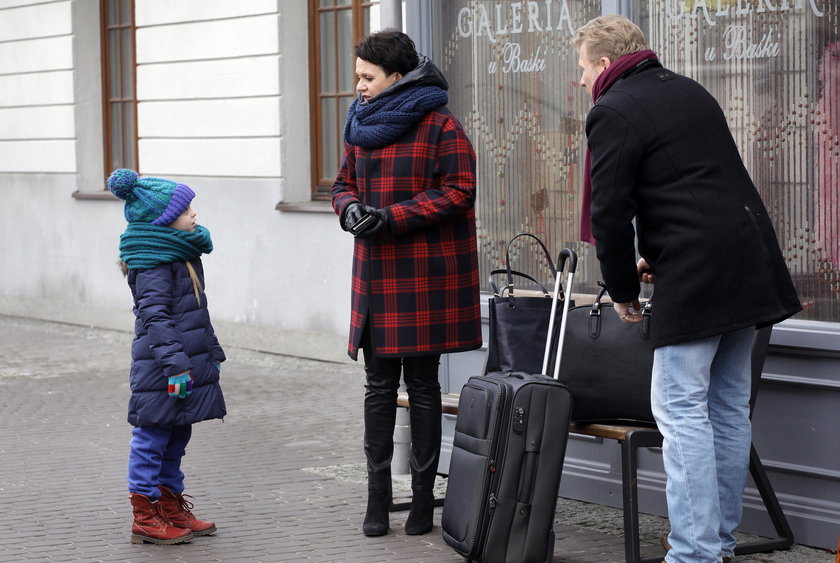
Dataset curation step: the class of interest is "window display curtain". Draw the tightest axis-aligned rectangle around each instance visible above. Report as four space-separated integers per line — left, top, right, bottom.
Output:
636 0 839 322
432 0 836 322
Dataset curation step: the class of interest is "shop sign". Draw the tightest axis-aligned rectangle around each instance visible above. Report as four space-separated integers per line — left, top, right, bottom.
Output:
456 1 575 74
455 1 827 70
669 0 827 62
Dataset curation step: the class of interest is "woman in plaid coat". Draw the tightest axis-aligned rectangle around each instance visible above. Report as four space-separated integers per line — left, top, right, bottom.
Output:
331 30 481 538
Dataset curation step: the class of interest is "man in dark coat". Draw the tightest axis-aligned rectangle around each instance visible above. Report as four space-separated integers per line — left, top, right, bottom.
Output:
573 15 801 563
331 30 481 538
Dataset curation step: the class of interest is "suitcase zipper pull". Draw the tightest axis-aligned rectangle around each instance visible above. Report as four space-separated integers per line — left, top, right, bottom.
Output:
489 493 499 515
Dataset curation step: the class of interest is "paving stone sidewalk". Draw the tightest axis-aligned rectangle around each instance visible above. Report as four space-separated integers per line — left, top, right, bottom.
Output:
0 315 832 562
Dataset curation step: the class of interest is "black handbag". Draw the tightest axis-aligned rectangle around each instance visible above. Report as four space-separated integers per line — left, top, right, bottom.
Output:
485 233 571 376
553 284 655 423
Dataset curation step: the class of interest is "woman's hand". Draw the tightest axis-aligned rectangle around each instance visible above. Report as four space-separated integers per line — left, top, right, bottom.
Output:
356 206 389 237
341 202 365 232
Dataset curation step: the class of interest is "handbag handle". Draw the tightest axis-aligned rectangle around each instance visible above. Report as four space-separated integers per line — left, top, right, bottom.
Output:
503 233 557 297
591 282 653 339
489 269 551 297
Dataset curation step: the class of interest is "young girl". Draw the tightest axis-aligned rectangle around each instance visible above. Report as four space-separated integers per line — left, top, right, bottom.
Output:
109 168 227 545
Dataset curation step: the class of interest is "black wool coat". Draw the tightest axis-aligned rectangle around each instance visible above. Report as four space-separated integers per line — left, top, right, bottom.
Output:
587 62 802 348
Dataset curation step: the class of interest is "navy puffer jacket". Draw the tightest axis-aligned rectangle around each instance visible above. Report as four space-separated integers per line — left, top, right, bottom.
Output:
126 259 226 427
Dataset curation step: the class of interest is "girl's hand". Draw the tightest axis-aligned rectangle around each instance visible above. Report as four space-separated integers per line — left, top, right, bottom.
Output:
168 372 193 399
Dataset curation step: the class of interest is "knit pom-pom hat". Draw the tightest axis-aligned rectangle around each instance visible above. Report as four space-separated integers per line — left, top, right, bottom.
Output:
107 168 195 225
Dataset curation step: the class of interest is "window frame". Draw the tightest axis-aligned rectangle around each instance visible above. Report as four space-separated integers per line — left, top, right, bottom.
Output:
308 0 379 200
100 0 138 180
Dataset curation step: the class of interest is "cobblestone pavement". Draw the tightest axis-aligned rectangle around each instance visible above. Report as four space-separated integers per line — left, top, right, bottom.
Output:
0 315 833 562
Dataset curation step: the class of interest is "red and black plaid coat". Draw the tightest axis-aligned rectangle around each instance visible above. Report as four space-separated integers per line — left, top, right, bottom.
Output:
331 107 482 360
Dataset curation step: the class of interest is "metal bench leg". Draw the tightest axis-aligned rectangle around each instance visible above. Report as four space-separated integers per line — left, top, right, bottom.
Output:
733 443 795 555
620 434 794 561
621 430 664 563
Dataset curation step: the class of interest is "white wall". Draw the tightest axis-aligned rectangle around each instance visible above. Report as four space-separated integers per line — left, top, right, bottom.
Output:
134 3 281 177
0 0 356 363
0 1 75 173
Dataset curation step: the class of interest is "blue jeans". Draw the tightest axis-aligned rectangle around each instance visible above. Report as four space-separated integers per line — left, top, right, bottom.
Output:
652 327 755 563
128 425 192 499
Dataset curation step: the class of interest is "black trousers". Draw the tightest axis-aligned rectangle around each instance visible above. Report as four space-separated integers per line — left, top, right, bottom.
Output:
361 338 442 493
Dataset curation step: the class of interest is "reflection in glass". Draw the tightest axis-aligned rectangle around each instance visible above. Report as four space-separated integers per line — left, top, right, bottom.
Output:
338 8 354 92
320 11 337 93
120 0 131 25
108 29 121 97
110 102 123 172
121 27 133 100
322 98 339 182
339 95 353 142
363 3 381 36
107 0 119 26
123 102 137 170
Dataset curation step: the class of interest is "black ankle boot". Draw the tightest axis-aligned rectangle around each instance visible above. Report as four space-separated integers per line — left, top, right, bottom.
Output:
363 488 391 537
405 489 435 535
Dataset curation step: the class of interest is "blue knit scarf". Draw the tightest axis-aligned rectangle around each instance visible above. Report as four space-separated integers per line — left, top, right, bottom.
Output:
344 85 449 149
119 223 213 270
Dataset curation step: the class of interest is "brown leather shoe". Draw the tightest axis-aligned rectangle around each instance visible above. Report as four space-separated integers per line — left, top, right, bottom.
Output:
661 532 671 552
129 493 193 544
157 486 217 536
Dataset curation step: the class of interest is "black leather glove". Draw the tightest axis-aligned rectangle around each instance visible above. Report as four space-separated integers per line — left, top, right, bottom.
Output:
341 202 365 232
356 205 389 238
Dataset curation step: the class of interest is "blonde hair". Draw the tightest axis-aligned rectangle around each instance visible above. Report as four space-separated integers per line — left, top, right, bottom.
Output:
118 259 204 305
185 261 204 305
573 14 649 64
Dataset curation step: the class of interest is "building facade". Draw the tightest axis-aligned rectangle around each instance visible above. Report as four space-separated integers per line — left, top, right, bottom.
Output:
0 0 837 550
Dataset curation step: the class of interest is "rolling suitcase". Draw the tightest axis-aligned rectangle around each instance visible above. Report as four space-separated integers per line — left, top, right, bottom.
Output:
441 249 577 563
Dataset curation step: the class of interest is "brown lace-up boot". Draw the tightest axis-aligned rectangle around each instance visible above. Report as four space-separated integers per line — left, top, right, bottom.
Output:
129 493 193 544
157 486 217 536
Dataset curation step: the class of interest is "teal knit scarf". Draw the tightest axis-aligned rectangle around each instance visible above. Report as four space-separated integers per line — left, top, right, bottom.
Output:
119 223 213 270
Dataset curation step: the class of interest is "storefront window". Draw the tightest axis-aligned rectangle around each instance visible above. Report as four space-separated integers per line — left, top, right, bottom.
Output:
432 0 838 322
635 1 839 321
430 1 629 297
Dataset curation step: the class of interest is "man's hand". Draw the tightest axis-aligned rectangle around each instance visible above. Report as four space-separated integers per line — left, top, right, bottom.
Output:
637 258 655 284
615 299 643 323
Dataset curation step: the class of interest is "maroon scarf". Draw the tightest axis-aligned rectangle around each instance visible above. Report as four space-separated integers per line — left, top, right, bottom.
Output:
580 49 660 244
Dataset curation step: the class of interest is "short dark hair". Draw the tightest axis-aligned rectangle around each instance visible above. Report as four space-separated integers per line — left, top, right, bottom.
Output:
355 29 418 76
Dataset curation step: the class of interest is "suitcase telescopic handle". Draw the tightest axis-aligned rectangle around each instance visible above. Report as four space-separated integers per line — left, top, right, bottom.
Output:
556 248 577 274
541 248 577 377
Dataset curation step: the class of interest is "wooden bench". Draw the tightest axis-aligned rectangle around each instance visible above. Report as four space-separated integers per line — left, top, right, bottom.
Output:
396 388 794 563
